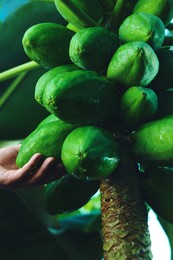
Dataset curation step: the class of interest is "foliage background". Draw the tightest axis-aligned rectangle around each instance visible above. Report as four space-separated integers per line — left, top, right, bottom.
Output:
0 0 172 259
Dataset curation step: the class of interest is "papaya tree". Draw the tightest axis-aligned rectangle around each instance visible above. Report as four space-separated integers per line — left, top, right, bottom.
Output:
1 0 173 259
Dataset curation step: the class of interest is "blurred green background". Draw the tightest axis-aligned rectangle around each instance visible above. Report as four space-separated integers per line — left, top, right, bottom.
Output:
0 1 172 259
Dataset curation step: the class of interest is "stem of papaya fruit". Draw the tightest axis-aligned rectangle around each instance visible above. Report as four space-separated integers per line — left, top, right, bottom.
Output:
108 0 127 32
100 148 152 259
97 0 115 12
57 0 98 28
0 72 27 109
108 0 138 32
0 61 40 83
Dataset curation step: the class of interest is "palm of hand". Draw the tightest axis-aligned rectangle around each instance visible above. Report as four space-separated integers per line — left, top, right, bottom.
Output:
0 145 62 190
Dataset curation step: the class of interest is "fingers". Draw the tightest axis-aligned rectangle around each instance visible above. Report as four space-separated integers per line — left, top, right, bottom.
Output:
23 157 56 187
0 153 43 189
20 153 43 175
0 153 65 190
13 144 21 153
35 162 66 185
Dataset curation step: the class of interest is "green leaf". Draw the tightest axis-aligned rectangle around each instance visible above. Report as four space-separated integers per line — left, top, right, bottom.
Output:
0 188 103 260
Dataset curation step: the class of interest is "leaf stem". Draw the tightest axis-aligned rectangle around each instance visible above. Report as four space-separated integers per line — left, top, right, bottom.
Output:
109 0 127 32
0 61 40 83
0 72 27 109
56 0 98 28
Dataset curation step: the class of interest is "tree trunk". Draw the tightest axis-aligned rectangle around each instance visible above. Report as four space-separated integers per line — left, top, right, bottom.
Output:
100 151 152 260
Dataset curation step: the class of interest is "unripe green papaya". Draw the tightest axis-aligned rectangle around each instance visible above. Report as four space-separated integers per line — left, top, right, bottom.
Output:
119 13 165 50
142 167 173 224
155 90 173 119
133 0 173 26
54 0 105 29
35 64 81 106
131 115 173 164
22 22 74 68
44 174 99 215
0 1 66 73
37 70 119 124
16 117 78 168
149 49 173 91
119 86 158 129
69 26 119 74
106 42 159 91
36 114 59 128
61 126 120 180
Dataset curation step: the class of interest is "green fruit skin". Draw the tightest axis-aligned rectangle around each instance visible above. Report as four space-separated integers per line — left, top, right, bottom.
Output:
61 126 120 180
16 117 78 168
106 41 159 90
44 174 99 215
149 49 173 91
54 0 105 29
133 0 173 26
0 1 66 73
39 70 119 124
143 167 173 224
155 90 173 119
0 2 66 140
119 13 165 50
119 86 158 129
131 115 173 164
22 22 75 68
35 64 81 106
36 114 60 128
69 26 119 74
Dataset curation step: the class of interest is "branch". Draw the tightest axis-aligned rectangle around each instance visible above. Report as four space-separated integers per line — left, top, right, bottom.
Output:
0 61 40 83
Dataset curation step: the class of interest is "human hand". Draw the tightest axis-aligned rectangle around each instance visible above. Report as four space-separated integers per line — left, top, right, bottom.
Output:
0 145 64 190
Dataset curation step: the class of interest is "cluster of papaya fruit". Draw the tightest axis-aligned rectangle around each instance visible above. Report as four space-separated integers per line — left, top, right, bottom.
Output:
15 0 173 222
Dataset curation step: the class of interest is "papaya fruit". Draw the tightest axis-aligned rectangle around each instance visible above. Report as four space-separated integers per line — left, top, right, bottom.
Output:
22 22 74 68
149 49 173 91
37 69 119 124
69 26 119 74
35 64 81 106
142 167 173 224
119 13 165 50
36 114 60 128
0 1 66 140
61 126 120 180
106 41 159 91
133 0 173 26
131 115 173 164
54 0 105 29
0 1 66 73
119 86 158 129
16 116 78 168
155 89 173 119
44 174 99 215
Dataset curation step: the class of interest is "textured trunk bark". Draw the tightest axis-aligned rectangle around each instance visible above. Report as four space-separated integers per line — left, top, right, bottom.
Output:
100 151 152 260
